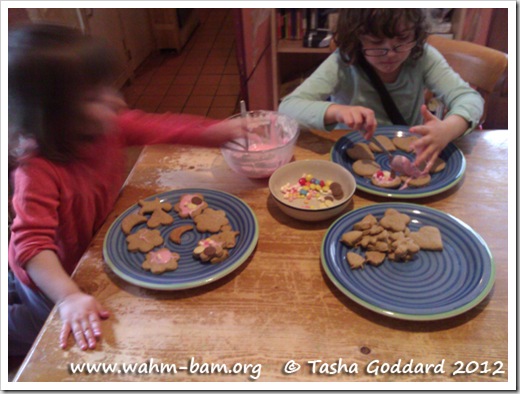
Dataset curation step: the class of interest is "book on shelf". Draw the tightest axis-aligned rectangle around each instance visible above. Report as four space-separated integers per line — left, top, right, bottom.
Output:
276 8 337 42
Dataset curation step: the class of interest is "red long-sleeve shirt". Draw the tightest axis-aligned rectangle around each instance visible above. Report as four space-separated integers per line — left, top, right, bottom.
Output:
9 110 219 289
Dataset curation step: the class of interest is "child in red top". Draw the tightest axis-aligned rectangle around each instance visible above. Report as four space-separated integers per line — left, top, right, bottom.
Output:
8 24 244 356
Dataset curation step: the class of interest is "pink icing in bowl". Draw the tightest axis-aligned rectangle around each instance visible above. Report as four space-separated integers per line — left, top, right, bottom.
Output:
221 111 300 179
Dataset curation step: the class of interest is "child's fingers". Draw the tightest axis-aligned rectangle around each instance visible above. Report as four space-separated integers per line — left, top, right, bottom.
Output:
421 104 437 122
60 322 72 349
71 320 88 351
89 312 103 337
81 318 97 349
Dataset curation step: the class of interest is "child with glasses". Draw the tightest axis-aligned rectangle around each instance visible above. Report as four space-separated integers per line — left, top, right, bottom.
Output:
279 9 484 171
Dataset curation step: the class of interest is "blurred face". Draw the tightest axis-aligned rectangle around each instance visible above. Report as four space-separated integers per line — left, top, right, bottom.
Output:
360 24 416 82
80 87 127 136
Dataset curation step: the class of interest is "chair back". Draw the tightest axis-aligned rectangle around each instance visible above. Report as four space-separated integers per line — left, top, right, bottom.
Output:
426 34 508 125
427 35 508 94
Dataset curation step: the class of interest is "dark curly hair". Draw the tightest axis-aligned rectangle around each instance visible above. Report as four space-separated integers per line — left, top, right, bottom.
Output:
8 23 121 162
334 9 429 65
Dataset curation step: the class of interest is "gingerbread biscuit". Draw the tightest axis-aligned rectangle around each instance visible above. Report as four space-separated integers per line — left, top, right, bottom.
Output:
380 209 411 232
346 143 375 161
169 224 194 244
405 174 431 188
365 251 386 266
147 209 174 228
352 159 381 177
371 170 402 189
388 237 420 262
429 157 446 173
392 136 418 152
193 238 229 264
138 198 172 215
193 208 229 233
142 248 180 274
368 135 396 153
353 214 378 231
417 157 446 174
174 194 208 218
121 213 147 235
341 230 363 247
410 226 443 251
209 229 240 249
346 252 365 269
126 228 164 253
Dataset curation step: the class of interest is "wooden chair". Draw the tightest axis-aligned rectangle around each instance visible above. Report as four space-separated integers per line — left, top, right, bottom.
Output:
426 34 508 126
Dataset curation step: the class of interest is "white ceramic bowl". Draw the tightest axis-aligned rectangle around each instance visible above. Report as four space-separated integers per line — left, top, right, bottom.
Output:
269 160 356 222
221 111 300 179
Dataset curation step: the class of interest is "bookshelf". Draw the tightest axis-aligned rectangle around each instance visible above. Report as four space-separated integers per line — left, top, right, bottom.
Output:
270 9 333 108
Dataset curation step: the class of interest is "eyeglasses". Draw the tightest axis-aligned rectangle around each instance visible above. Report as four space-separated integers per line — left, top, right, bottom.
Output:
362 41 417 57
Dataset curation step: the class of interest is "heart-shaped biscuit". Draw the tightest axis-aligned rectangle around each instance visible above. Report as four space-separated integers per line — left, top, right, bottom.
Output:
392 136 418 153
346 143 375 161
410 226 443 251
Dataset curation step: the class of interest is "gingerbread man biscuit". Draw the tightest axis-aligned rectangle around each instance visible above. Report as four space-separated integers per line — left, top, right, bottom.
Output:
142 248 180 274
126 228 164 253
147 209 174 228
138 198 172 215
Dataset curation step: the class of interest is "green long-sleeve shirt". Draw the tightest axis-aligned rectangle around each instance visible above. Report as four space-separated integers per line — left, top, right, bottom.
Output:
278 43 484 134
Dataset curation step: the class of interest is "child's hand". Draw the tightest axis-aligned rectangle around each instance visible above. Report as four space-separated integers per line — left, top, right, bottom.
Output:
202 118 245 146
326 104 377 138
409 105 463 173
57 292 110 351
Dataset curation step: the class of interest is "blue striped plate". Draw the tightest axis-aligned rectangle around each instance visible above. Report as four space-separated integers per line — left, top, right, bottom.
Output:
321 203 495 320
103 189 258 290
330 126 466 198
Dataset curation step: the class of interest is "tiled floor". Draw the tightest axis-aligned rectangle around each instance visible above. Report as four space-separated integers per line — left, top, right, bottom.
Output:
120 9 241 175
122 9 241 119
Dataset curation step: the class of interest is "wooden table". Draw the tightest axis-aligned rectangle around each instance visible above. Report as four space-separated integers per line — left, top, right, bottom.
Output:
14 129 510 385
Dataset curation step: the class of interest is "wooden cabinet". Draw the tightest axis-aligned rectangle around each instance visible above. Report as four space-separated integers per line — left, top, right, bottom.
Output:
148 9 199 52
23 8 156 89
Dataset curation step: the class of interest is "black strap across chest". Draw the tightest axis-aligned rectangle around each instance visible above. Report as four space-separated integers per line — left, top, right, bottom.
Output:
357 54 408 126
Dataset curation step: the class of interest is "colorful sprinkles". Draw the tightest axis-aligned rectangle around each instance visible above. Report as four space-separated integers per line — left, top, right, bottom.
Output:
281 174 344 209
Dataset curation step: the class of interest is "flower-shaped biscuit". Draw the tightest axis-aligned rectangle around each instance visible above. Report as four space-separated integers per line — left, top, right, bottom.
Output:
193 208 229 233
142 248 180 274
174 194 208 218
193 238 229 264
126 228 164 253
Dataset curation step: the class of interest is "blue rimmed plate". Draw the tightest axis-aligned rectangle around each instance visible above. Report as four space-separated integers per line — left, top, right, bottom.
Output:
330 126 466 198
103 188 258 290
321 203 495 321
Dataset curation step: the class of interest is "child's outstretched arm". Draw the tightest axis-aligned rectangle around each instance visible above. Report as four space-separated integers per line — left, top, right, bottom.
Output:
409 104 470 172
25 250 109 351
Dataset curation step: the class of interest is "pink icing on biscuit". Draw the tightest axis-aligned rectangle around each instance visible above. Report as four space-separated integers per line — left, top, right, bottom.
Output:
149 248 177 265
177 194 205 217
